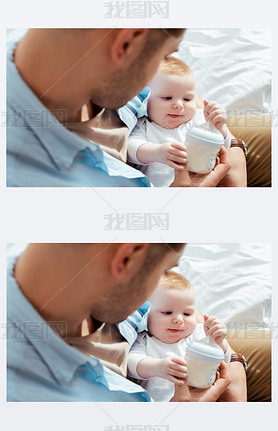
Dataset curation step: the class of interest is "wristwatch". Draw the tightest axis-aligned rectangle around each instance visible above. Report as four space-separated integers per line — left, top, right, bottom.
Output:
230 353 248 371
230 138 248 156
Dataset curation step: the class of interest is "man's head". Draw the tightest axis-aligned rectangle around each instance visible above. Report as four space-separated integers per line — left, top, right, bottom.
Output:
86 243 186 325
90 29 186 109
19 28 185 120
15 243 186 336
147 270 197 344
147 56 197 129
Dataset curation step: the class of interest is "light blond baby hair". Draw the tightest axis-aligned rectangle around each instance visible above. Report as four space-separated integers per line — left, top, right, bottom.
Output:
158 57 193 77
159 270 192 291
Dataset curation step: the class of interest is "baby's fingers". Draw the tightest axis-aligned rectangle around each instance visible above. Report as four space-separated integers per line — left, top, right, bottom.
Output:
166 161 185 171
169 361 187 374
167 375 186 385
168 154 188 164
169 147 187 157
169 369 188 379
206 111 226 124
207 323 227 338
208 327 227 339
170 142 187 151
204 315 218 327
171 356 187 366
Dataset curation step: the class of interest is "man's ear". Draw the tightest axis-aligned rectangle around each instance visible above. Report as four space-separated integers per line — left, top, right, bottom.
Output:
110 243 149 278
110 29 149 64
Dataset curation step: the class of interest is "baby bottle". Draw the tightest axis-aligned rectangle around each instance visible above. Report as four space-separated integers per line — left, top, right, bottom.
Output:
185 336 224 389
185 122 224 174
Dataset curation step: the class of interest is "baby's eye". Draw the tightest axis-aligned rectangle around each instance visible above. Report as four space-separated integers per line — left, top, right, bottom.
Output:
162 311 172 315
184 313 191 316
184 98 191 102
161 97 172 100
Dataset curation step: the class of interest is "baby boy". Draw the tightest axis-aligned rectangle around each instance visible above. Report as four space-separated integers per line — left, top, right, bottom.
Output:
128 57 231 187
127 271 231 402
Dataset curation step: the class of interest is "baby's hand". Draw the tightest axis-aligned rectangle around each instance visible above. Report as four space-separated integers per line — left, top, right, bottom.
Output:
157 356 187 385
155 141 187 170
204 314 227 351
204 100 227 133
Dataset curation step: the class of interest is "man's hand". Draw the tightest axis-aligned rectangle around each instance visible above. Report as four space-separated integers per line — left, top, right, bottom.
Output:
154 141 187 170
204 314 227 351
170 146 231 187
170 361 231 402
157 356 188 385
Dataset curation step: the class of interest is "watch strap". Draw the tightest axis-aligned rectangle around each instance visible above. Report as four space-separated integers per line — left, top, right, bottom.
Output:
230 138 248 156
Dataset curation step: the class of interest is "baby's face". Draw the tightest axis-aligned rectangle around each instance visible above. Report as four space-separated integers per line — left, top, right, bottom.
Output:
147 285 197 344
147 71 197 129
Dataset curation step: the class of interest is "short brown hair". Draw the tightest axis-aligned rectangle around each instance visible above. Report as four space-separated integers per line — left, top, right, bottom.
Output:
159 270 192 291
158 56 192 76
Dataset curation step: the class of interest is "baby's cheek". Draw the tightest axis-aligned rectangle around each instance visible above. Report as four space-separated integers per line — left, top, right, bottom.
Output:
190 318 197 331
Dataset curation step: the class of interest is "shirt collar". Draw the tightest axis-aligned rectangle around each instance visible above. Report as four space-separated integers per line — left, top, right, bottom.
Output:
7 248 102 385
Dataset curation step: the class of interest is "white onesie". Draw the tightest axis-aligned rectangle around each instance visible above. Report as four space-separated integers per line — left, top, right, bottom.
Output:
128 109 231 187
127 323 231 402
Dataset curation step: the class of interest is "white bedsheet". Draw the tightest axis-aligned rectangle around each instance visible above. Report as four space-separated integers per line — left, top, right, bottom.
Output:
178 243 271 330
178 29 271 114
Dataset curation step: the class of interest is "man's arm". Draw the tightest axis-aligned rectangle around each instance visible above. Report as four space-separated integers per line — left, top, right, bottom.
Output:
217 358 247 401
218 146 247 187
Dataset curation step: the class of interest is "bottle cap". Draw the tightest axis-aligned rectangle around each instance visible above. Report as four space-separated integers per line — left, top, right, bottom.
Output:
186 122 224 149
187 336 224 363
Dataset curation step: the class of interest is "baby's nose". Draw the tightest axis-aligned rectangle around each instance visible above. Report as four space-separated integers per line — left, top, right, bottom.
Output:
173 99 183 108
173 314 183 323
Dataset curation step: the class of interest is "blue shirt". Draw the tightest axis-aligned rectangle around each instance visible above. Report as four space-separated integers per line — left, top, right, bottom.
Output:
6 30 151 187
7 245 151 401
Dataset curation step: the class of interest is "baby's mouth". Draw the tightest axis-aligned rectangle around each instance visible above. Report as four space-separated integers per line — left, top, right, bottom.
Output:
168 329 182 333
168 114 182 118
